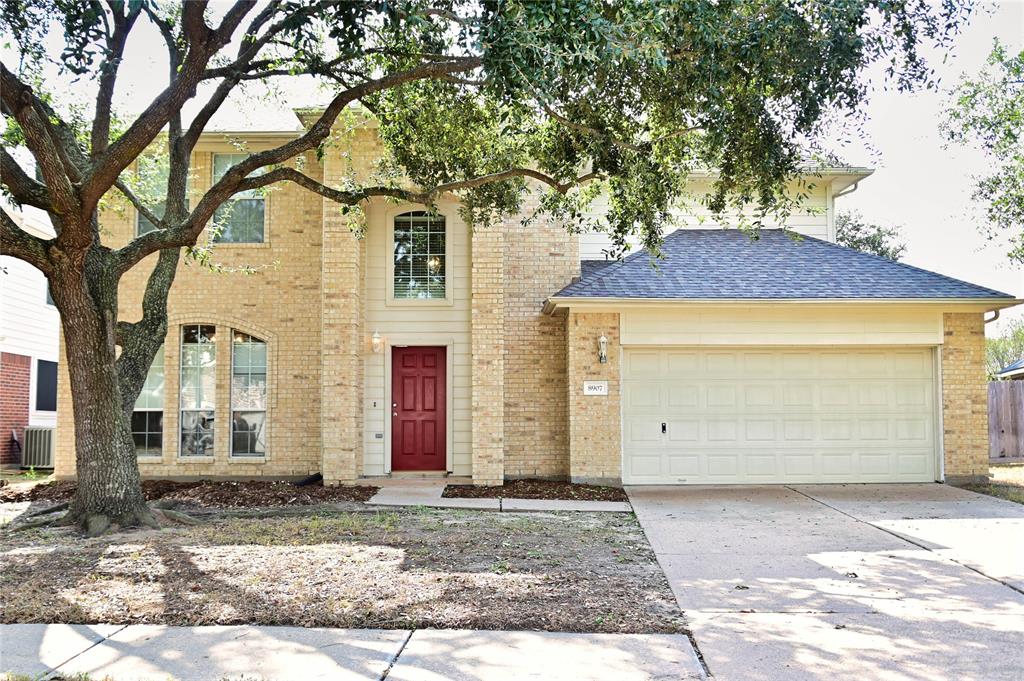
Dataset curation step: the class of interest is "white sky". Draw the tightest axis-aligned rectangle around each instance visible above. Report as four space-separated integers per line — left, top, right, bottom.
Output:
6 1 1024 335
832 1 1024 335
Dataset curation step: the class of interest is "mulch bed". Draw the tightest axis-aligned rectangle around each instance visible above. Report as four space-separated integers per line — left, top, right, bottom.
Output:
443 478 628 502
0 479 378 507
0 509 684 634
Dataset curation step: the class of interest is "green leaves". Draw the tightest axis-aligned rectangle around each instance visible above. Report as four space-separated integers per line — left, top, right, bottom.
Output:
943 40 1024 262
835 211 906 261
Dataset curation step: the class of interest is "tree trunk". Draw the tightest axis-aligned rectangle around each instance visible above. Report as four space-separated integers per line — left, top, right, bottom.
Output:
54 244 157 535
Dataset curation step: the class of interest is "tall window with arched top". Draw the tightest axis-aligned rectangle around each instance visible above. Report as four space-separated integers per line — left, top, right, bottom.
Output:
231 331 267 457
180 324 216 456
393 211 446 299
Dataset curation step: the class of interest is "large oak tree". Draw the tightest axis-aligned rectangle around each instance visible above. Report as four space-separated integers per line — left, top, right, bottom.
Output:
0 0 971 534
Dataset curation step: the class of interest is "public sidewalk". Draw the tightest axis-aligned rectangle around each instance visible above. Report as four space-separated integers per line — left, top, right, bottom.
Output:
1 623 705 681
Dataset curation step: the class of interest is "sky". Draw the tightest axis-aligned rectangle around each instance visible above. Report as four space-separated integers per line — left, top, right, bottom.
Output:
5 1 1024 335
832 1 1024 335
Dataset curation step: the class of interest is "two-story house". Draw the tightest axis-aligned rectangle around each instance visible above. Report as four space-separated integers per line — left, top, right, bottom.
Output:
53 113 1020 487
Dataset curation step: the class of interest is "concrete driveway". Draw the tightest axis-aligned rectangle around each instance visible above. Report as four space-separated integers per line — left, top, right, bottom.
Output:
627 484 1024 681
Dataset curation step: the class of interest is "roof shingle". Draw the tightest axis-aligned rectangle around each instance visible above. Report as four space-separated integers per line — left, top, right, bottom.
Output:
555 229 1015 300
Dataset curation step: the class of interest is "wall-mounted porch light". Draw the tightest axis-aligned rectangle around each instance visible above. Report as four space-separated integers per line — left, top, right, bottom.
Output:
371 330 383 354
598 334 608 364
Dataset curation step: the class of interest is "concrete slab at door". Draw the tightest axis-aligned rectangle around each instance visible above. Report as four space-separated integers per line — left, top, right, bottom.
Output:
391 346 446 471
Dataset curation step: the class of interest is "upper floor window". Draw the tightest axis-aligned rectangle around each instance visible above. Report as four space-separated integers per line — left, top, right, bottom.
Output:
212 153 265 243
132 347 164 457
393 211 446 299
231 331 268 457
180 325 216 456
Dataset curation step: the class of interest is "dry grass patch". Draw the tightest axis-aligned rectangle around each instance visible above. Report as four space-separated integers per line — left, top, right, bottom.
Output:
0 508 683 634
960 464 1024 505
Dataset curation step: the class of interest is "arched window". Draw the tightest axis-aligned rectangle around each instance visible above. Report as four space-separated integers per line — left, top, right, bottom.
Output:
231 331 268 456
393 211 446 299
180 324 216 456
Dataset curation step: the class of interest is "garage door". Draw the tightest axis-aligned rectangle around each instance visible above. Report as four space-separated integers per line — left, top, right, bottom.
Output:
622 347 937 484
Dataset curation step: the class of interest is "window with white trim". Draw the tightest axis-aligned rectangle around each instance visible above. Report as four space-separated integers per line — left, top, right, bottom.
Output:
212 153 266 243
231 331 267 457
132 347 164 457
180 325 216 456
393 211 446 299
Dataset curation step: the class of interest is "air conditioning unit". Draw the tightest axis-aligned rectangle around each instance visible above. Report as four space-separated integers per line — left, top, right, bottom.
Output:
22 428 54 468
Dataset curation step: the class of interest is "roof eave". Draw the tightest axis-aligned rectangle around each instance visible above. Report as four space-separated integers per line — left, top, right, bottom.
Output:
543 296 1024 315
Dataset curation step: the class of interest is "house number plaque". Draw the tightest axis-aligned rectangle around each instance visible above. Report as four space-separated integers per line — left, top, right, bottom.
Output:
583 380 609 396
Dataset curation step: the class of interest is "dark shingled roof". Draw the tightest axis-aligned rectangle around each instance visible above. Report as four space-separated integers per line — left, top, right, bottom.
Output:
556 229 1015 300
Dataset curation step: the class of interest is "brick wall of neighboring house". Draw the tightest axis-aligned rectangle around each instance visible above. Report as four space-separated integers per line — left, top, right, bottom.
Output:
55 147 326 479
501 200 580 479
0 352 31 465
566 312 621 485
941 312 990 483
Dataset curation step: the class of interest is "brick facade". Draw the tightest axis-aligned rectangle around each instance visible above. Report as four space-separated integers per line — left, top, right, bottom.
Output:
566 312 622 485
470 222 505 485
50 123 1000 487
320 148 365 484
0 352 31 465
501 204 579 478
56 146 325 479
941 312 990 483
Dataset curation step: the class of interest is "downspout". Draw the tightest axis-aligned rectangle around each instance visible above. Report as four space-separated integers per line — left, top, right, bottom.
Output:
984 310 1000 324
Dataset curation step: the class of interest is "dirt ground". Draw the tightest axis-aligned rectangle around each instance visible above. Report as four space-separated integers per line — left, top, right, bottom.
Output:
443 479 628 502
0 508 684 634
0 479 378 508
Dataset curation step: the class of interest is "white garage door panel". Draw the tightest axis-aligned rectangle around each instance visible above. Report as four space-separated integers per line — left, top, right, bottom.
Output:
623 347 937 484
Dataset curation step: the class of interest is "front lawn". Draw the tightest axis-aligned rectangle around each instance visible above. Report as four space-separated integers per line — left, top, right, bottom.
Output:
0 508 683 634
959 463 1024 504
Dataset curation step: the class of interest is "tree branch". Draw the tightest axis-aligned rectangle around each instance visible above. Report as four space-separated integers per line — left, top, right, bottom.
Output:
1 206 52 274
113 179 163 230
0 146 51 209
91 0 143 157
112 160 598 275
0 63 80 220
79 1 257 216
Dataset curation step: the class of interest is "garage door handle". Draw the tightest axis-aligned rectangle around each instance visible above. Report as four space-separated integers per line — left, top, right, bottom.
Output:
661 422 667 434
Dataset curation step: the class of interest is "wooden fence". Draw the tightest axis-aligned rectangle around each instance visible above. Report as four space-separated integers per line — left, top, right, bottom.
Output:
989 381 1024 460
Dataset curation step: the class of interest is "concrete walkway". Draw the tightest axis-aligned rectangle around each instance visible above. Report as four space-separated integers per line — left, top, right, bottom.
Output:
1 623 704 681
366 479 631 512
628 483 1024 681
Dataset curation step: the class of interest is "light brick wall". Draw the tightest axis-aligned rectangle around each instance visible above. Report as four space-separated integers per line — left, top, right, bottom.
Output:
501 199 579 478
471 222 505 485
55 148 325 479
941 312 989 483
320 144 365 484
566 312 621 484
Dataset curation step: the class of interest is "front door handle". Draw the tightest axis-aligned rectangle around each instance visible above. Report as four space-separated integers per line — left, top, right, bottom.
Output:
661 422 667 434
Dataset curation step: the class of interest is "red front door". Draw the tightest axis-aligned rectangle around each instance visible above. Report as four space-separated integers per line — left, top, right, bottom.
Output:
391 346 447 471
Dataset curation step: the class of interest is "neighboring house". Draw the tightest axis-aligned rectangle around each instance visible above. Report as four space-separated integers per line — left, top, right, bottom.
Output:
52 113 1021 486
1 205 60 466
996 358 1024 380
